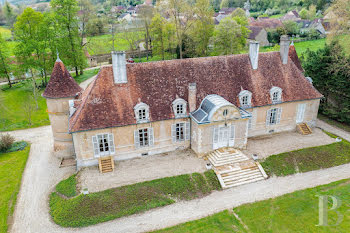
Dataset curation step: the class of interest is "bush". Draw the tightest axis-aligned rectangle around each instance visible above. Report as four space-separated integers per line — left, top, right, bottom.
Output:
6 141 28 153
0 133 15 152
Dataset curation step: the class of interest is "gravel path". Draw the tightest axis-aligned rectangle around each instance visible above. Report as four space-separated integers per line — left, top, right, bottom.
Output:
317 119 350 141
243 128 335 159
80 149 207 193
8 120 350 233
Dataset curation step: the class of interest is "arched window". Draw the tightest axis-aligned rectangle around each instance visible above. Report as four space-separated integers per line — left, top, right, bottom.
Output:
172 98 187 118
134 102 150 123
239 90 252 108
270 87 282 104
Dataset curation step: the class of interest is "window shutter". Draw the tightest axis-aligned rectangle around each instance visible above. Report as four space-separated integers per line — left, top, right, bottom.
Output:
213 127 218 150
171 124 176 142
185 122 190 140
229 125 235 147
277 108 282 124
149 127 154 146
266 109 271 126
134 130 140 149
92 136 99 157
108 133 115 154
146 108 150 121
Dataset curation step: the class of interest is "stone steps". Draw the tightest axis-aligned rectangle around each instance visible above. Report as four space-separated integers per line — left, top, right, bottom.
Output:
208 148 268 189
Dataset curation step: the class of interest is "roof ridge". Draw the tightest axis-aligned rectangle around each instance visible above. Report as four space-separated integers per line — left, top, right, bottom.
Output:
69 69 101 132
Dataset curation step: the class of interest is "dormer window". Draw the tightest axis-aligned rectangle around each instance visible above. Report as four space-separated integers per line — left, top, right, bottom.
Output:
134 102 150 123
270 87 282 104
239 90 252 108
172 98 187 118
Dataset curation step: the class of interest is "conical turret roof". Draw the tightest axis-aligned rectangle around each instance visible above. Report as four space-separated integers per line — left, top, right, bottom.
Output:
43 60 82 99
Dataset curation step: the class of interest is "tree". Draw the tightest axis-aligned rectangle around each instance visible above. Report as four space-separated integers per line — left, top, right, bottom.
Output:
302 40 350 123
0 34 12 88
150 13 167 60
51 0 87 76
190 0 214 57
3 1 15 27
329 0 350 36
137 4 154 56
283 20 300 36
159 0 195 59
212 17 243 55
78 0 94 46
299 8 308 19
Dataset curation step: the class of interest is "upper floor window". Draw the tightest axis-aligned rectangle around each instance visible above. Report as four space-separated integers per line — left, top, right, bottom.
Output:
239 90 252 108
134 102 150 123
270 87 282 104
223 109 228 116
172 98 187 118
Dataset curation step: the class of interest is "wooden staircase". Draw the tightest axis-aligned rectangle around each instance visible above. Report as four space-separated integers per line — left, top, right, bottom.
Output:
98 156 114 173
206 148 268 189
297 123 312 135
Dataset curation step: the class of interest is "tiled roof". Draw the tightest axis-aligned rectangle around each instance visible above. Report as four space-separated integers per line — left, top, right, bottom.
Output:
69 51 322 132
248 26 264 39
43 61 82 99
288 45 303 72
250 18 283 29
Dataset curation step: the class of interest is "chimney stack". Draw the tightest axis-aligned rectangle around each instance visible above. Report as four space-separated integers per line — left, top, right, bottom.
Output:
188 83 197 113
249 41 259 70
111 51 127 83
280 35 290 65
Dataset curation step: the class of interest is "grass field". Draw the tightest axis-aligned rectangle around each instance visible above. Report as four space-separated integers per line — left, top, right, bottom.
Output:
49 170 221 227
0 26 12 40
261 131 350 177
0 143 30 233
0 69 97 132
156 178 350 233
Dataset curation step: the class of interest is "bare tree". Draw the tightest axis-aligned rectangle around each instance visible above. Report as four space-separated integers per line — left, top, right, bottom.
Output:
23 95 35 126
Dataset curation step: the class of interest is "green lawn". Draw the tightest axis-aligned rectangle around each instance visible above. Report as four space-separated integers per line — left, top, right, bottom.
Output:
156 178 350 233
49 170 221 227
261 131 350 177
0 143 30 233
318 114 350 133
269 14 283 19
0 69 97 132
86 32 144 55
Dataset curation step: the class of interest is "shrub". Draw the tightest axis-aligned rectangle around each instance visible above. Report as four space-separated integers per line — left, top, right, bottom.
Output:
0 133 15 152
6 141 28 152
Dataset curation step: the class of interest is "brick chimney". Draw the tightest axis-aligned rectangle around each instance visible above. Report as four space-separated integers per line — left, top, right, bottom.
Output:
111 51 127 83
280 35 290 65
188 83 197 113
249 41 260 70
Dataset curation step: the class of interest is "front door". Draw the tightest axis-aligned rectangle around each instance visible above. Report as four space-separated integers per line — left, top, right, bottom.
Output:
296 104 306 123
218 126 229 148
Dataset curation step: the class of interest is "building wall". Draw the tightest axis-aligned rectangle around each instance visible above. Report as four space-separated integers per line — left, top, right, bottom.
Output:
73 118 191 168
256 29 270 47
247 99 320 138
46 98 74 158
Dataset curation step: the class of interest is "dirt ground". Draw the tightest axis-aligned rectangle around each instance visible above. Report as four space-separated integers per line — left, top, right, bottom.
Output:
79 149 208 193
243 128 335 159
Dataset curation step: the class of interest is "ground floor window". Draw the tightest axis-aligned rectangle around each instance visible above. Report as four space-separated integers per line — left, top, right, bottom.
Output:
172 122 190 142
134 127 154 148
92 133 115 157
266 108 282 125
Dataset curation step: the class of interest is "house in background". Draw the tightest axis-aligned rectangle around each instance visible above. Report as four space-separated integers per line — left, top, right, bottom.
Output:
281 10 301 21
250 18 283 29
248 26 269 46
43 36 322 171
296 19 326 36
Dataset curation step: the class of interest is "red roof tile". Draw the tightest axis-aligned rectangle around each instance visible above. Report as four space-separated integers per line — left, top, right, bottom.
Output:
43 61 82 99
69 52 322 132
288 45 303 72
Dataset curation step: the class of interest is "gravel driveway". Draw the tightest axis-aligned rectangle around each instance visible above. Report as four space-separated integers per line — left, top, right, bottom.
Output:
8 120 350 233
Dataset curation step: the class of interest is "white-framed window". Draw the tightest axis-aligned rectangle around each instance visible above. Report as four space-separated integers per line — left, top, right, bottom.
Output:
223 109 228 116
270 86 282 104
92 133 115 157
239 90 252 108
172 122 190 142
134 102 150 123
172 98 187 118
266 108 282 126
134 127 154 148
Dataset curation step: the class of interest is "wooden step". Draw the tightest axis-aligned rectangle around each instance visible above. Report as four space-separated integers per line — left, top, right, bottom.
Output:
297 123 312 135
99 156 115 173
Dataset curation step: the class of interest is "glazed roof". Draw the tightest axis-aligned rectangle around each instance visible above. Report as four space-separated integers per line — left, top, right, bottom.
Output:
43 61 82 99
69 50 322 133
